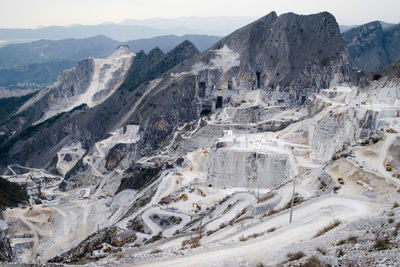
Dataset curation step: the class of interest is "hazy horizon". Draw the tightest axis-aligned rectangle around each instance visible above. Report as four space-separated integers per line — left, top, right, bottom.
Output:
1 0 399 29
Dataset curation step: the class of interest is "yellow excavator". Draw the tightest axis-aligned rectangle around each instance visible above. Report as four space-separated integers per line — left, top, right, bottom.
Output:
197 188 206 197
386 128 398 134
386 160 392 172
337 177 344 185
392 174 400 179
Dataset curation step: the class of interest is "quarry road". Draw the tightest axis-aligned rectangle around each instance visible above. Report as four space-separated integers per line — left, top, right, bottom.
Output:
353 133 400 186
203 192 256 231
4 208 41 263
138 207 191 239
132 195 388 267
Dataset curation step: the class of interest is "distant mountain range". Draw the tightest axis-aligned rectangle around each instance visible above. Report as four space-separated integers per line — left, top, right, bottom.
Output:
339 21 396 32
0 17 255 44
342 21 400 73
0 34 221 91
0 17 399 92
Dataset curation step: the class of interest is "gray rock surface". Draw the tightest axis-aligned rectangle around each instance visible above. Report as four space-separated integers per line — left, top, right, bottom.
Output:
343 21 400 73
0 220 13 262
0 12 357 180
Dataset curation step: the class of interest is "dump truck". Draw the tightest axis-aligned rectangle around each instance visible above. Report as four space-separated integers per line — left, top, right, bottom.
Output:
337 177 344 185
257 193 275 203
386 161 392 171
112 231 136 247
193 203 201 211
181 193 188 201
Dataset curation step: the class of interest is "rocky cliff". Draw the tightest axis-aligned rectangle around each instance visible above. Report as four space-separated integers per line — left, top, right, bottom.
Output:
12 45 135 129
1 12 357 179
0 41 199 171
343 21 400 73
122 11 356 157
0 220 12 262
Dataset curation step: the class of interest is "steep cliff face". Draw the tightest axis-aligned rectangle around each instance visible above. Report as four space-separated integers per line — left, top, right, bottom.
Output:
0 220 12 262
209 12 354 104
343 21 400 73
13 45 135 128
124 11 356 158
0 42 199 171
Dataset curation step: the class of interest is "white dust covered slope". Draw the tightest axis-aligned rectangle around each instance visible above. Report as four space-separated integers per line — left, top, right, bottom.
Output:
18 46 135 124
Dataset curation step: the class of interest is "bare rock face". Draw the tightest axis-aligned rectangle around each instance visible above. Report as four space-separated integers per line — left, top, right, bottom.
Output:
0 42 198 171
343 21 400 73
0 12 357 175
130 11 356 156
0 221 12 262
210 11 355 105
11 45 134 130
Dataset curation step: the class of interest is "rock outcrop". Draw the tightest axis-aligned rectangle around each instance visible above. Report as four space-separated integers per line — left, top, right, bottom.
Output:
343 21 400 73
0 220 12 262
0 12 357 174
126 11 356 157
0 41 199 171
10 45 134 130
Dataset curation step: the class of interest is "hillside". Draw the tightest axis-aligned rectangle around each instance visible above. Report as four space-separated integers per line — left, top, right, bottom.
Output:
0 11 399 266
0 177 28 210
342 21 400 72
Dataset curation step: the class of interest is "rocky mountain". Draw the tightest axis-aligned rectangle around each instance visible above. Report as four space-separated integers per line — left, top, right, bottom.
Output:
0 34 220 93
0 41 199 172
16 45 135 126
0 35 120 70
339 21 396 33
0 60 77 91
0 34 220 71
0 24 199 43
0 11 354 172
342 21 400 73
0 221 12 263
1 11 400 266
124 34 221 54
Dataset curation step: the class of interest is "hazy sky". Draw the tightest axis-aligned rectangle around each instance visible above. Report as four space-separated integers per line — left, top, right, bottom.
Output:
1 0 399 28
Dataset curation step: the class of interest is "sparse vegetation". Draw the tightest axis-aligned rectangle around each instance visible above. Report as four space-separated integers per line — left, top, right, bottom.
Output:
394 222 400 235
388 218 394 224
373 236 391 251
151 248 162 254
336 248 344 257
267 227 277 233
316 247 326 255
315 219 341 237
239 233 263 242
337 235 358 245
182 236 201 249
286 251 306 261
300 255 326 267
145 232 163 244
206 229 218 236
393 202 399 208
0 177 29 210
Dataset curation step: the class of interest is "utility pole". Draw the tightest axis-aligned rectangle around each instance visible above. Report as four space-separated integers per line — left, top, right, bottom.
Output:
246 132 249 189
198 216 203 238
289 176 296 223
